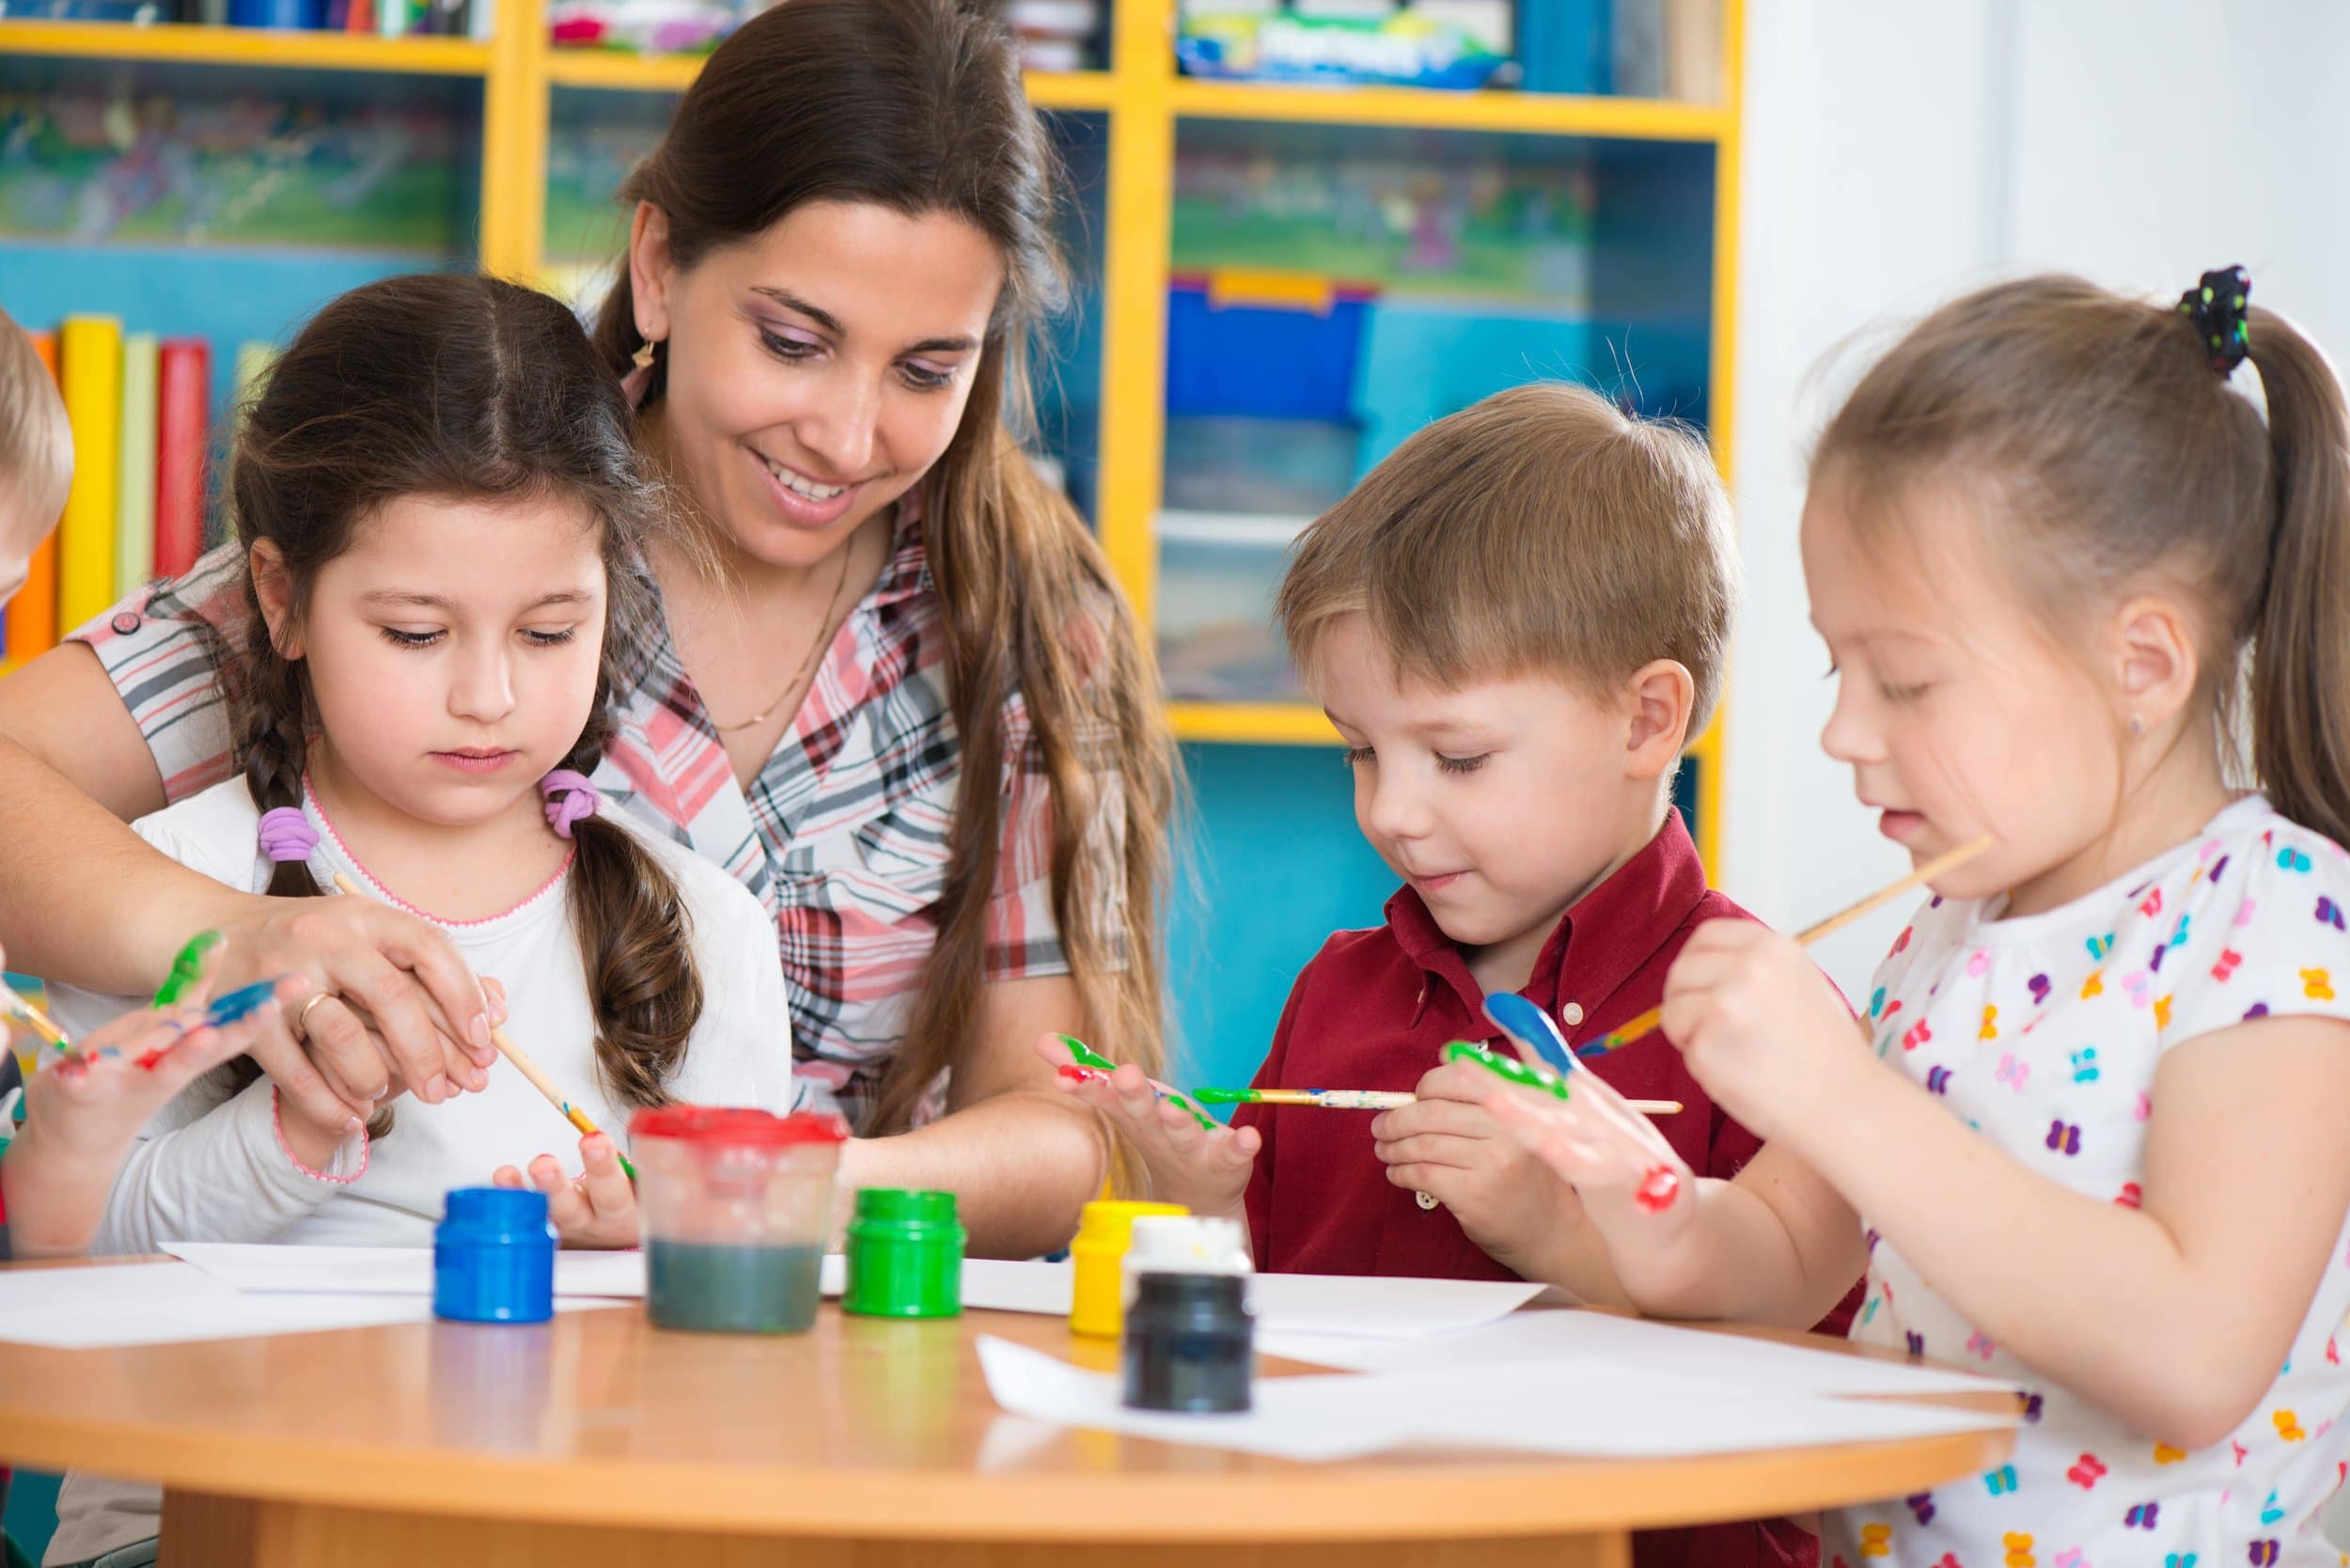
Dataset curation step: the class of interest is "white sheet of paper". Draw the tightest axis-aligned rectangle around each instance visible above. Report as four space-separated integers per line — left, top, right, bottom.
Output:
977 1336 2014 1463
0 1261 620 1349
1256 1307 2009 1399
164 1241 648 1299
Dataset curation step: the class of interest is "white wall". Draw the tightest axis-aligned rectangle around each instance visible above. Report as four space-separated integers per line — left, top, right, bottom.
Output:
1722 0 2350 996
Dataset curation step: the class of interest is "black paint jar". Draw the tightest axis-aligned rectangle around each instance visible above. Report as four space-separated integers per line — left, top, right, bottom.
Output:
1120 1270 1254 1414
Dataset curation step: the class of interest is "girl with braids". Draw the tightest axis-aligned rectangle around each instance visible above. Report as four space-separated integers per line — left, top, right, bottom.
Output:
1474 270 2350 1568
0 0 1170 1269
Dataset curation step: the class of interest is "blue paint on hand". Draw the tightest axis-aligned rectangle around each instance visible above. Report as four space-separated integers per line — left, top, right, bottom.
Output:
203 979 284 1027
1480 991 1576 1075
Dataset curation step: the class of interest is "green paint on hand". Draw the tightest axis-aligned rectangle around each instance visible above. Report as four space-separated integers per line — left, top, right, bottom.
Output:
152 930 225 1008
1060 1034 1217 1130
1443 1040 1570 1102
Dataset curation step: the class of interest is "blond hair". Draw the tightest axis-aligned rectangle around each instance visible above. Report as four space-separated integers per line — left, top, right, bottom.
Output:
0 306 70 535
1812 274 2350 849
1277 382 1736 733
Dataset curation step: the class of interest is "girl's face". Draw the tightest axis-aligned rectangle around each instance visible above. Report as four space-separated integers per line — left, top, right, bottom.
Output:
258 494 608 832
1802 483 2179 917
630 198 1006 574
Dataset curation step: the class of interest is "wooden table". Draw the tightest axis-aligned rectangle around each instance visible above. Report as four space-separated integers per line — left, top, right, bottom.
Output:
0 1259 2013 1568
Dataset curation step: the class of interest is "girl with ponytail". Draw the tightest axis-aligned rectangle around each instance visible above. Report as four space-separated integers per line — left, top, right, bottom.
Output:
1465 269 2350 1568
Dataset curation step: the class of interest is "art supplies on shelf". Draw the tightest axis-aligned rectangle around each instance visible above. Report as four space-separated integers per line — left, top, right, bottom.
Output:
1009 0 1104 73
56 314 121 634
1177 0 1514 90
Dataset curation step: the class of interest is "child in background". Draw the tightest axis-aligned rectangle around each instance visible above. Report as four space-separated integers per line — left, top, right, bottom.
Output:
1480 270 2350 1568
0 305 70 612
1051 383 1840 1568
39 274 793 1568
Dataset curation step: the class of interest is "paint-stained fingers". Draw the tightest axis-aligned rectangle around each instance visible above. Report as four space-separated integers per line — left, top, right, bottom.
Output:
575 1135 634 1226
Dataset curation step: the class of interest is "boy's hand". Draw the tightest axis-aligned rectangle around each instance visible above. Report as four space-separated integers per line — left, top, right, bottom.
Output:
1661 918 1868 1146
1029 1033 1258 1217
1372 1058 1587 1269
493 1133 637 1247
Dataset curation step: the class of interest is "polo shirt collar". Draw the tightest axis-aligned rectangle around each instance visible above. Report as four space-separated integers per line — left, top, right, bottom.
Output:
1384 809 1710 1041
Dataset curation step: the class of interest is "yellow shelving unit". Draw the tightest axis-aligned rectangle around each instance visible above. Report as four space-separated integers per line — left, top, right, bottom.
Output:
0 0 1741 866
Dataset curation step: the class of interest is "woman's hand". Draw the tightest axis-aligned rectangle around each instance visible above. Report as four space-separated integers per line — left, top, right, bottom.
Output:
493 1133 638 1248
212 892 504 1132
1030 1033 1258 1218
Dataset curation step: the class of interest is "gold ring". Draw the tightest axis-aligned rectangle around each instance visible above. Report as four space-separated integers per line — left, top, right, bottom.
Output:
293 992 335 1041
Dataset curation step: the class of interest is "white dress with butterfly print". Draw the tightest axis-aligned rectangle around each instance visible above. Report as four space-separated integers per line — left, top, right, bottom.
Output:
1826 795 2350 1568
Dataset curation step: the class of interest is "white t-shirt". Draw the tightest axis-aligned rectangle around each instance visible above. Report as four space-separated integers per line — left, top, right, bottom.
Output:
42 776 802 1564
1831 795 2350 1568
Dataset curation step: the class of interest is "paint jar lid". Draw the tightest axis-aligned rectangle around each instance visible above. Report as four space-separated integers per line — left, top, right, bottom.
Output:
1073 1199 1188 1250
442 1185 553 1236
1124 1215 1252 1279
629 1105 851 1149
853 1187 959 1226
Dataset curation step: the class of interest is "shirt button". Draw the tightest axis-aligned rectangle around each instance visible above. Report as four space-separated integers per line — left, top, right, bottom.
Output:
1561 1002 1585 1027
1416 1191 1440 1212
110 612 141 635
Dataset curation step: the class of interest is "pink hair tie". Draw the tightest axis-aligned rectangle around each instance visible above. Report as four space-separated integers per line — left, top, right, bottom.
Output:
258 807 319 864
540 769 599 839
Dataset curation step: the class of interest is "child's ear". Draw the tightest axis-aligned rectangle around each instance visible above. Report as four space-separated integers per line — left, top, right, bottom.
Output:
248 541 304 661
2109 593 2200 736
628 201 676 348
1622 659 1695 780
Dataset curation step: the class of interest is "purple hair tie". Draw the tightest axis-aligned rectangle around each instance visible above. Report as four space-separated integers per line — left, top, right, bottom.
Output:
257 807 318 864
540 769 599 839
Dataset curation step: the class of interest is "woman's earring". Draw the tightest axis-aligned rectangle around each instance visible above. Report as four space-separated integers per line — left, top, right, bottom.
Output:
2127 713 2147 738
621 337 661 405
631 338 659 371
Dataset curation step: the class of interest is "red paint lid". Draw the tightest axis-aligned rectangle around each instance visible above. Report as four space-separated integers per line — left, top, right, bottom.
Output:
628 1105 850 1149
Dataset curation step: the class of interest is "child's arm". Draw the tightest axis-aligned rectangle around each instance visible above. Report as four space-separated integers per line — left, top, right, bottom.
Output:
5 975 313 1256
1028 1033 1260 1220
1482 1067 1868 1324
1665 918 2350 1447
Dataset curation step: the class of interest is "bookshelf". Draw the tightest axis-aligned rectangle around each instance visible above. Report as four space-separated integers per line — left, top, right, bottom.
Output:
0 0 1743 870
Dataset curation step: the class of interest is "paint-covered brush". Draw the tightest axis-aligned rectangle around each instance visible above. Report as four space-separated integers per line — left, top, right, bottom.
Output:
1192 1087 1417 1111
1579 834 1998 1059
1057 1033 1217 1130
0 985 71 1056
329 871 636 1180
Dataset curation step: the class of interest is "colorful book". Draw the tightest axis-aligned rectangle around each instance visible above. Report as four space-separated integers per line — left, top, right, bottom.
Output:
6 331 61 663
115 331 159 601
378 0 407 39
56 316 121 635
154 338 212 580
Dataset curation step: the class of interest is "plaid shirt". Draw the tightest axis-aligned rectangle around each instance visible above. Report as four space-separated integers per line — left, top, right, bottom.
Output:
72 509 1108 1131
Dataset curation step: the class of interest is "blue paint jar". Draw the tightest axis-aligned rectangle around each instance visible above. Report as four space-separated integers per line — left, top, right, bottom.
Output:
434 1187 556 1324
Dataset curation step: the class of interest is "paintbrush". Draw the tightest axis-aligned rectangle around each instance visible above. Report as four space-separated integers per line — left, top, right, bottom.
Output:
1581 834 1996 1058
0 985 71 1056
1192 1084 1683 1115
330 872 637 1180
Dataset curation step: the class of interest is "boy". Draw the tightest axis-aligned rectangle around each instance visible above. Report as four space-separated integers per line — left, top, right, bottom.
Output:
1046 383 1845 1568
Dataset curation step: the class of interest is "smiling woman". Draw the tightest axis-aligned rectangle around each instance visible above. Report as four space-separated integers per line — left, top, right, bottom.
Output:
0 0 1174 1268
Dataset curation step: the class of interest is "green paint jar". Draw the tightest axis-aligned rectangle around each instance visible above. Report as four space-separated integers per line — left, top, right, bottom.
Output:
842 1188 965 1319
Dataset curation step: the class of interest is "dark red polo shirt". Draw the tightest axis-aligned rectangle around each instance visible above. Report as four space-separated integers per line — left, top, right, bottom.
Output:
1233 812 1852 1568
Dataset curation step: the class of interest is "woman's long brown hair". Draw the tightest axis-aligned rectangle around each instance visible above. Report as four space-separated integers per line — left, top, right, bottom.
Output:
230 273 702 1136
591 0 1175 1134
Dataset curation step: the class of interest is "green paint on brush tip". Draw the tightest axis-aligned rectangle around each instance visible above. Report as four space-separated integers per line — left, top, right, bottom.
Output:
1189 1087 1253 1105
1060 1034 1216 1130
152 930 225 1008
1443 1040 1570 1102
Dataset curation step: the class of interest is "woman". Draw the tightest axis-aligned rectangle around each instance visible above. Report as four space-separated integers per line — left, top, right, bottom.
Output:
0 0 1172 1258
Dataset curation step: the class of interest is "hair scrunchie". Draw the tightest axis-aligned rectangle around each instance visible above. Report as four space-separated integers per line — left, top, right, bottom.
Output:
257 806 319 864
540 769 599 840
2178 265 2252 375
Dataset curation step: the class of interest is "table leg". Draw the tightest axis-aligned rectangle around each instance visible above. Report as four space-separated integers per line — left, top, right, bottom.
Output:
161 1493 1633 1568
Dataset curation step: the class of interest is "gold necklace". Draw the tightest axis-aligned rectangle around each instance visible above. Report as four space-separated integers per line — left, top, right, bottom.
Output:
709 541 857 735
